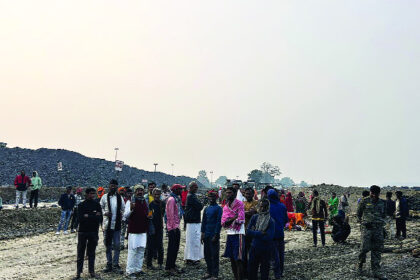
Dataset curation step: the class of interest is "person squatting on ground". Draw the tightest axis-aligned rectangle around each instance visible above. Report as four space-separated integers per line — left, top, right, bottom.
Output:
70 187 83 233
74 188 102 280
309 190 328 247
247 198 275 280
146 188 166 270
357 185 386 280
384 192 396 239
165 184 184 275
184 181 204 265
331 215 351 244
124 184 149 278
100 179 125 273
14 170 31 209
395 191 409 239
56 186 76 235
29 171 42 208
201 190 222 280
221 186 246 280
267 189 288 279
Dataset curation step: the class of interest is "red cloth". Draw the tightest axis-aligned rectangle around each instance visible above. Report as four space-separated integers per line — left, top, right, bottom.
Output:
279 194 286 205
285 192 294 212
14 175 31 190
181 190 188 207
127 200 149 234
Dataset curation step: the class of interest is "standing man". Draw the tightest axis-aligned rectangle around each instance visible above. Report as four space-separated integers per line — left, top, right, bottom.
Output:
165 184 184 275
100 179 125 273
201 190 222 280
357 185 386 279
14 170 31 209
267 189 288 279
243 187 258 276
145 181 156 204
29 171 42 208
184 181 204 264
70 188 83 233
385 192 395 239
338 193 349 221
247 198 275 280
221 187 246 280
75 188 102 280
56 186 76 235
120 187 132 250
309 190 328 247
295 192 308 214
147 188 166 270
395 191 409 239
328 193 339 221
124 185 149 278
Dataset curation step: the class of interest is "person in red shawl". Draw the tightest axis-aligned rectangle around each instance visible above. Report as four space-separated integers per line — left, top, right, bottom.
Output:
279 190 286 205
221 187 246 280
285 192 294 212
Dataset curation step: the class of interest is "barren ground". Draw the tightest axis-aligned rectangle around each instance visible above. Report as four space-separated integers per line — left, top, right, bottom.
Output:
1 216 419 280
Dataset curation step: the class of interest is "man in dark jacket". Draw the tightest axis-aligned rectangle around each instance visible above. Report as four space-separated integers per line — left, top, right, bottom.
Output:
14 170 31 209
308 190 328 247
268 189 288 279
56 186 76 235
75 188 102 280
147 188 166 270
395 191 409 239
247 198 275 280
184 181 204 264
331 215 351 243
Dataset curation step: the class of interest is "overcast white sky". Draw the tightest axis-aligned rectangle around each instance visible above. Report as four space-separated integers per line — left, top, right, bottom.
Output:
1 1 419 186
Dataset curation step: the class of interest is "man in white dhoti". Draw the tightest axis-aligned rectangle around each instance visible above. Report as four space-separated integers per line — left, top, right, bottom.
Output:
184 181 204 264
124 185 150 278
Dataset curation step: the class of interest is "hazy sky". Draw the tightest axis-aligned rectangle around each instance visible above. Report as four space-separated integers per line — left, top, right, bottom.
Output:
1 1 419 187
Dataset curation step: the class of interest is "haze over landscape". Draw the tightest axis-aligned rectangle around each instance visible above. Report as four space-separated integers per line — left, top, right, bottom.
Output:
1 1 419 187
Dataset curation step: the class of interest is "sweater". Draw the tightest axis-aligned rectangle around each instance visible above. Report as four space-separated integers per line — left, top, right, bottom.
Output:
58 193 76 211
78 199 102 232
149 200 165 233
126 199 149 234
30 172 42 191
201 203 222 238
166 196 181 231
14 175 31 191
184 192 203 223
247 214 275 250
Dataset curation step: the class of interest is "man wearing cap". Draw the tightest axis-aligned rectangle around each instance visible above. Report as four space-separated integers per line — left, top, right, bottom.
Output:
100 179 125 273
184 181 204 265
357 185 386 279
124 185 149 278
56 186 76 235
165 184 184 275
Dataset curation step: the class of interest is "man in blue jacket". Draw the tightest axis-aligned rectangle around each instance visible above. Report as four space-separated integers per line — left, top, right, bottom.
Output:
267 189 288 279
56 186 76 235
395 191 409 239
247 198 275 280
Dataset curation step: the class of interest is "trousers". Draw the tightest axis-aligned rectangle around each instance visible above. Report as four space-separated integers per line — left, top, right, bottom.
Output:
57 210 72 232
104 229 121 266
203 237 220 277
165 228 180 270
248 247 270 280
271 237 285 278
15 190 27 207
358 225 384 273
29 189 39 208
147 230 164 266
396 218 407 238
77 232 98 274
312 220 325 246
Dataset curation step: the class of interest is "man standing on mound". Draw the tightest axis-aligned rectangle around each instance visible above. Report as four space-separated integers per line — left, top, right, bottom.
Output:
100 179 125 273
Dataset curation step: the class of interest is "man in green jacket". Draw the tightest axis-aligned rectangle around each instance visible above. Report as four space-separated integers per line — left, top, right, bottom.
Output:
30 171 42 208
328 193 339 221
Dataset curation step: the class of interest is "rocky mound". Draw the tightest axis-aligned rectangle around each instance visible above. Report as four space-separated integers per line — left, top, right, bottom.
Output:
0 147 197 187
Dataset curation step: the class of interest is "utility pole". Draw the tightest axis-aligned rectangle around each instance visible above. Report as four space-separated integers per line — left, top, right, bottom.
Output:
114 147 119 161
154 163 158 182
171 163 174 176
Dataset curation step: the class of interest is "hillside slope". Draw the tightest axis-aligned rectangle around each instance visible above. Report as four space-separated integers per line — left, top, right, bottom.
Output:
0 147 196 187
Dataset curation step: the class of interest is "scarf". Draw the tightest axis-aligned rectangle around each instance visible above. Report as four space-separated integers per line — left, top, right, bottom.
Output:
311 196 321 214
254 204 271 232
221 199 245 232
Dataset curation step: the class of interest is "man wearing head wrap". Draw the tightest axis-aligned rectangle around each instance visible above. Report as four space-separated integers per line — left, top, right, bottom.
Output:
165 184 184 275
124 184 149 278
247 198 275 280
96 187 105 203
70 187 83 233
267 189 288 279
56 186 76 235
201 190 222 280
100 179 125 273
357 185 386 279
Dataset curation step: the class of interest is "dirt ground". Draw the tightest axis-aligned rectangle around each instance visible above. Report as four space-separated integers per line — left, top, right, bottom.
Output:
1 217 419 280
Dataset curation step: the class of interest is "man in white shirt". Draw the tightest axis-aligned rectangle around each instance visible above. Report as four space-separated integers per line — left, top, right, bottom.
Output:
100 179 125 273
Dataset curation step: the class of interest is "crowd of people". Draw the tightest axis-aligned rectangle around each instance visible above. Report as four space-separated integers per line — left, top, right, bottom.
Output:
7 171 412 280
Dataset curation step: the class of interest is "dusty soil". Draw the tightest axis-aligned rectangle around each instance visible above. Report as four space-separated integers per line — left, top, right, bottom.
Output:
0 211 419 280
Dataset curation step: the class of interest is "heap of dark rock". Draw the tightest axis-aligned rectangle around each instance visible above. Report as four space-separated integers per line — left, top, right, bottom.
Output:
0 147 198 188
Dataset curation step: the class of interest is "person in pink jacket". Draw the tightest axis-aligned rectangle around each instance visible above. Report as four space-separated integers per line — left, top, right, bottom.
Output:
165 184 184 275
